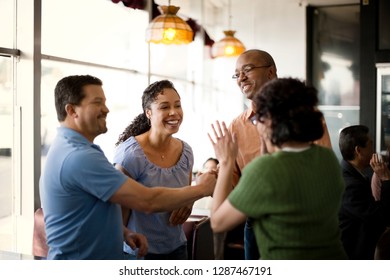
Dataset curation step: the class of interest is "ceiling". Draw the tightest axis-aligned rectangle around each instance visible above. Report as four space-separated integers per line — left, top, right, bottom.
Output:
305 0 359 5
206 0 359 8
155 0 360 30
155 0 360 20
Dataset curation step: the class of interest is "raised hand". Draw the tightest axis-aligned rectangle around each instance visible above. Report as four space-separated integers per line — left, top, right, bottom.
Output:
208 121 238 165
370 153 390 181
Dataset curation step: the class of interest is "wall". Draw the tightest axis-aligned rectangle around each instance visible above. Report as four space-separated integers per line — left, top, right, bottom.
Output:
205 0 307 79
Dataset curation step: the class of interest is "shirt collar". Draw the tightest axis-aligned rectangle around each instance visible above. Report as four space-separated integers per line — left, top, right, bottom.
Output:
244 104 256 120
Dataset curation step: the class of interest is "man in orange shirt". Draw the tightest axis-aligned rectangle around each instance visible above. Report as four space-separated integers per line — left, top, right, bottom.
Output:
228 49 332 260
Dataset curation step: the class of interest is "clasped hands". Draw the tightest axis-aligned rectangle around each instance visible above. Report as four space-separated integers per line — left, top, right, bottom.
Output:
370 153 390 181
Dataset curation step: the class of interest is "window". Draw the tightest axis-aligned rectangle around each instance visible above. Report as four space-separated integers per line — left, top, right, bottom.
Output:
41 59 148 162
0 55 14 251
1 0 243 255
0 0 14 48
308 5 360 159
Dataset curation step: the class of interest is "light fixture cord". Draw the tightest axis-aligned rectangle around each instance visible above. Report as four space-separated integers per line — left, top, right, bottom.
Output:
228 0 232 30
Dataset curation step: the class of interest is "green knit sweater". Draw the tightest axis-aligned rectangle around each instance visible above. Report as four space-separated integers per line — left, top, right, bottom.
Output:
229 145 347 260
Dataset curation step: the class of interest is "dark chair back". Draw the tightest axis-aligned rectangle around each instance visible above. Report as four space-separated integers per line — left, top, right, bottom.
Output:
184 216 214 260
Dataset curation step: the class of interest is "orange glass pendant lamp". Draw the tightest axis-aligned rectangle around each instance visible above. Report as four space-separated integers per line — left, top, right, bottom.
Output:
211 0 246 58
146 1 193 45
212 30 246 57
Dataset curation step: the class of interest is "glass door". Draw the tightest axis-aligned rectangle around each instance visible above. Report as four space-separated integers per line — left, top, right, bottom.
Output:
376 64 390 155
0 0 16 252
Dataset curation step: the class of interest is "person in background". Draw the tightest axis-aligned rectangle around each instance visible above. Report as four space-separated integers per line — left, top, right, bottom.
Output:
202 157 219 173
370 145 390 260
40 75 216 260
229 49 332 260
191 158 218 221
338 125 390 259
371 145 390 201
113 80 193 260
209 77 347 260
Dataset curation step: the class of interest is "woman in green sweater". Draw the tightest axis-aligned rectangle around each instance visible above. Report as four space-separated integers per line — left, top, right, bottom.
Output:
208 78 347 260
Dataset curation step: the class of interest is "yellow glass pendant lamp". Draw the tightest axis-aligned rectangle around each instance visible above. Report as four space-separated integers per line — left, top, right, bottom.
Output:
211 0 246 58
146 2 193 45
212 30 246 57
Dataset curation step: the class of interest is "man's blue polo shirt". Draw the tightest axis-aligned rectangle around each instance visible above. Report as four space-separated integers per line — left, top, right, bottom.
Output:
40 127 128 259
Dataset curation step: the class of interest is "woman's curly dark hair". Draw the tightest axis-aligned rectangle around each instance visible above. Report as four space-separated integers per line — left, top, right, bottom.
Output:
253 78 324 147
115 80 178 146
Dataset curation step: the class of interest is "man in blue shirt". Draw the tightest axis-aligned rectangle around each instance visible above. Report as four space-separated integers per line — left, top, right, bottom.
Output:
40 75 216 260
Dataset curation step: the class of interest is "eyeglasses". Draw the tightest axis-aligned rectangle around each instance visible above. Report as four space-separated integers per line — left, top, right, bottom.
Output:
232 64 272 79
250 115 258 126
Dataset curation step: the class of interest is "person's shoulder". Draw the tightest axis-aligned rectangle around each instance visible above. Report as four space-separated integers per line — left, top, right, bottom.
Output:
117 136 142 154
175 138 194 166
310 144 332 154
339 159 360 179
119 136 137 146
66 144 104 164
229 109 251 130
175 137 194 156
113 136 147 169
178 138 192 151
237 155 278 188
232 110 250 122
232 111 246 120
244 153 274 172
59 146 110 176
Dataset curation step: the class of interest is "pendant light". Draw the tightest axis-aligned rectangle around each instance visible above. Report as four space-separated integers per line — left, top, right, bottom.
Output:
145 0 193 45
212 0 246 58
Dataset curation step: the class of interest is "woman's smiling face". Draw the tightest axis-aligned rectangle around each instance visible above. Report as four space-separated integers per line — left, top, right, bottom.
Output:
146 88 183 135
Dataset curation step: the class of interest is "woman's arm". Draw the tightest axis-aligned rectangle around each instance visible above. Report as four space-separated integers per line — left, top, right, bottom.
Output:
208 121 246 232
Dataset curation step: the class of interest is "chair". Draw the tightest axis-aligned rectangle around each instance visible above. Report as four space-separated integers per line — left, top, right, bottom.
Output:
32 208 48 259
184 216 215 259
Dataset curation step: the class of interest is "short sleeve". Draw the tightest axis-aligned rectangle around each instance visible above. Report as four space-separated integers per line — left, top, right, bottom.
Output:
228 156 275 217
112 137 145 179
62 147 128 202
179 141 194 173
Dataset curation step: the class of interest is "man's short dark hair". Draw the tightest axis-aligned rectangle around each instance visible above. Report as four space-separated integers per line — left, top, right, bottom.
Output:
339 125 369 161
54 75 102 121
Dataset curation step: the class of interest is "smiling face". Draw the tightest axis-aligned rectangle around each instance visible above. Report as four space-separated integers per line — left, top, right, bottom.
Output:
68 84 109 142
146 88 183 136
235 50 277 100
